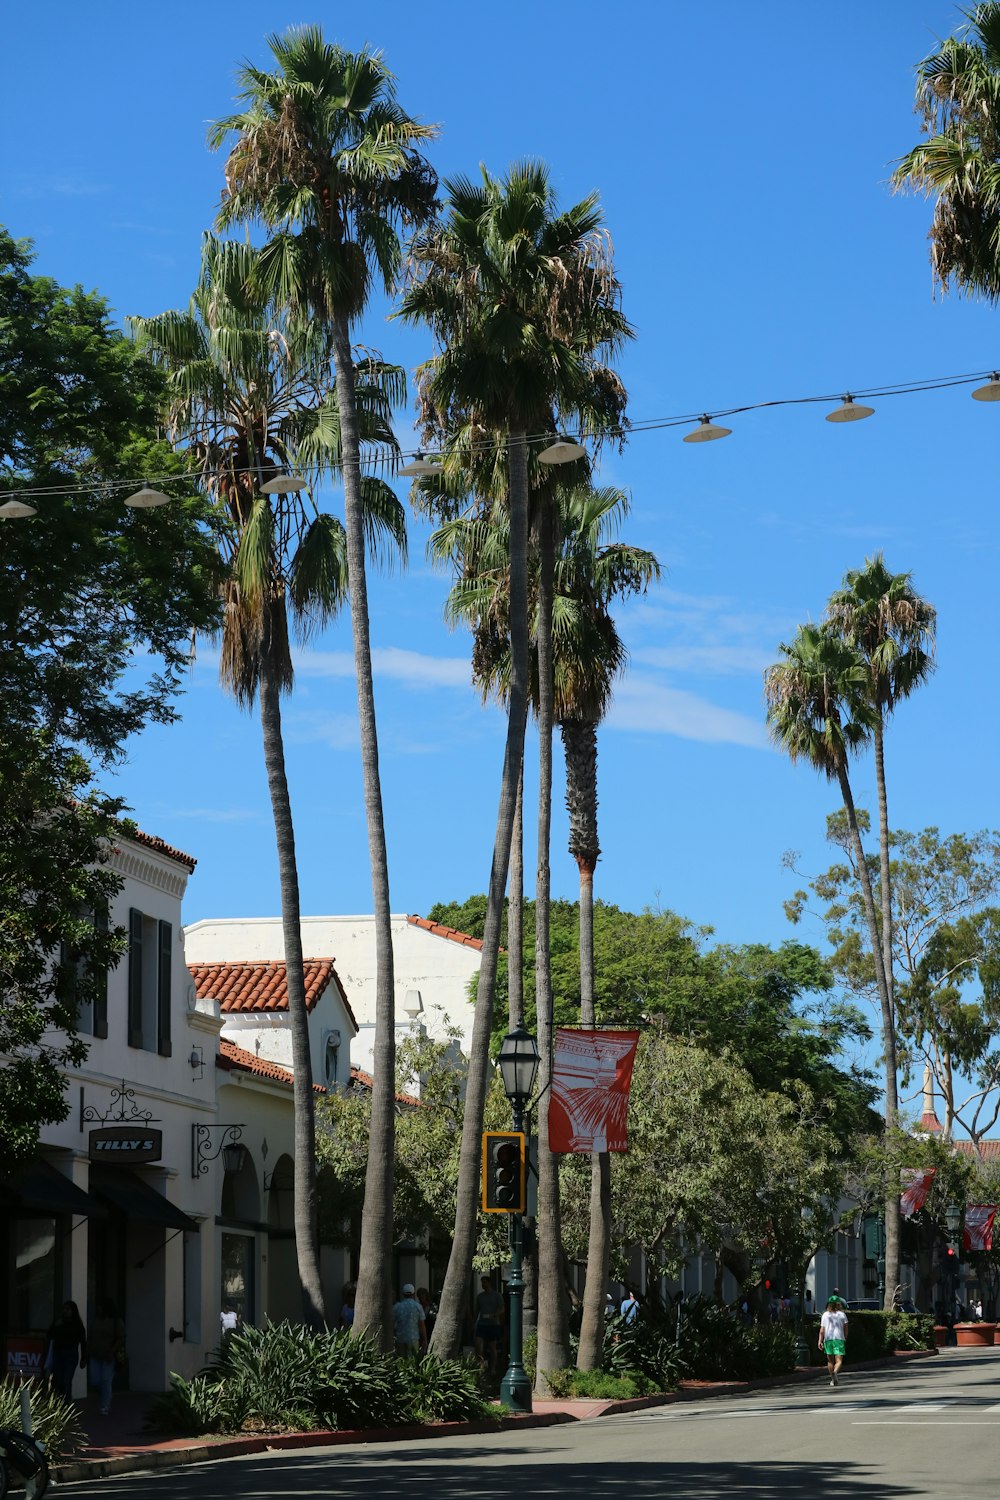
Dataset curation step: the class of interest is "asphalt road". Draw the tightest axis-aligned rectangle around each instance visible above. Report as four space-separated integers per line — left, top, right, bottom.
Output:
61 1346 1000 1500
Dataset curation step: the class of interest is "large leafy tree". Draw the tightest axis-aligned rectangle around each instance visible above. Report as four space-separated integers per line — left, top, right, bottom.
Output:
400 163 630 1377
209 28 437 1343
0 228 220 1162
131 235 406 1326
765 622 903 1307
787 817 1000 1149
893 3 1000 299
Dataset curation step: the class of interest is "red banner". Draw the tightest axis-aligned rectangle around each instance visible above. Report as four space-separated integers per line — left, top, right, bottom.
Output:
963 1205 997 1252
900 1167 936 1217
549 1028 639 1153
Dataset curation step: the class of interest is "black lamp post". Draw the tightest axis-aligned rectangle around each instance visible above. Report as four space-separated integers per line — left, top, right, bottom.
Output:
945 1202 962 1319
497 1023 540 1414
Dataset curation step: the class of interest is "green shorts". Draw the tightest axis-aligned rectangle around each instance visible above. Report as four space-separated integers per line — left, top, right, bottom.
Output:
824 1339 846 1357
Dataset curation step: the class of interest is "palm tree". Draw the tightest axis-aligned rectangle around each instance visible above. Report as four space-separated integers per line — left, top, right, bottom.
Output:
554 488 659 1369
764 623 904 1306
131 235 406 1328
209 28 437 1343
893 3 1000 299
399 163 631 1370
434 484 659 1368
825 557 936 1043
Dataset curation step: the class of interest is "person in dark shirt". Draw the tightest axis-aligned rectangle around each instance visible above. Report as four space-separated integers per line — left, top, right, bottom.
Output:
47 1300 86 1399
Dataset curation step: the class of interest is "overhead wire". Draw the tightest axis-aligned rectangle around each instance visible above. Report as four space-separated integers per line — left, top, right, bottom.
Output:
2 366 996 502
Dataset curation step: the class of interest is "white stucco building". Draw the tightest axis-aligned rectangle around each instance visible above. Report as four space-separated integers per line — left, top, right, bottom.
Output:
184 914 483 1076
1 828 358 1392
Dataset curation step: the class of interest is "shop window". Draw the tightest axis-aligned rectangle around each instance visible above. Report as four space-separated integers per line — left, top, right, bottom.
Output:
127 910 172 1055
12 1219 58 1332
221 1233 254 1326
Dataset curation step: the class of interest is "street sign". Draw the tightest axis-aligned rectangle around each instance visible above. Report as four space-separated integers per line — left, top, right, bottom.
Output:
89 1126 163 1164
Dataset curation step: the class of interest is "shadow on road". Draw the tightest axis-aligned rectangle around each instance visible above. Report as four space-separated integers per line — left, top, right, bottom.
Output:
79 1452 923 1500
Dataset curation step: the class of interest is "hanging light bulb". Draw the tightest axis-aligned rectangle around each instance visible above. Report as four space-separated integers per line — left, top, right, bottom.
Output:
398 451 443 477
0 498 37 518
538 434 587 465
260 473 307 494
972 372 1000 402
124 483 172 508
683 416 732 444
826 395 874 423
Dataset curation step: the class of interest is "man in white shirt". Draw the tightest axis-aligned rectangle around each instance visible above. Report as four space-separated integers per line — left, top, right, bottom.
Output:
818 1297 849 1386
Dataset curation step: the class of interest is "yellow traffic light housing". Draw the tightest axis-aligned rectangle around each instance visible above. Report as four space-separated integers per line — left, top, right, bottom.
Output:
482 1131 526 1213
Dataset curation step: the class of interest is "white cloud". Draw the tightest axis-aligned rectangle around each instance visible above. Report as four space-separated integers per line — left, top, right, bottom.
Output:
166 807 258 823
607 677 769 749
632 644 773 676
286 711 359 751
295 646 470 690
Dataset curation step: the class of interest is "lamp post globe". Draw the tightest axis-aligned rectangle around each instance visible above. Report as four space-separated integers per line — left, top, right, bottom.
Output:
498 1023 540 1112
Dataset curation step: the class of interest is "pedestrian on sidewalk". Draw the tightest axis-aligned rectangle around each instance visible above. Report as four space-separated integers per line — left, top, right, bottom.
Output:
392 1284 427 1357
818 1296 849 1387
46 1300 87 1400
88 1298 125 1417
474 1277 505 1374
620 1288 640 1324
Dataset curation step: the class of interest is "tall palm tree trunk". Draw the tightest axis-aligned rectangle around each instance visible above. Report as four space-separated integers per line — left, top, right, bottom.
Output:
508 763 524 1031
431 433 531 1358
873 721 895 1024
258 618 325 1326
330 315 396 1346
534 504 570 1389
835 761 900 1305
563 718 610 1371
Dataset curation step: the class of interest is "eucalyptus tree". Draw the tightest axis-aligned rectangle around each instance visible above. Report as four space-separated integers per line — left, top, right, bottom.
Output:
826 555 936 1078
893 3 1000 299
131 235 405 1327
399 162 631 1374
209 28 437 1342
764 623 903 1306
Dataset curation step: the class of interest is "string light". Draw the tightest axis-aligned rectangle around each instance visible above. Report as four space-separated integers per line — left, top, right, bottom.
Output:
1 366 996 504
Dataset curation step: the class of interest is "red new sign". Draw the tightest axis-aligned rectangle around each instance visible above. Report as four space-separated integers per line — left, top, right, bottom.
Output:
5 1336 46 1379
549 1028 639 1154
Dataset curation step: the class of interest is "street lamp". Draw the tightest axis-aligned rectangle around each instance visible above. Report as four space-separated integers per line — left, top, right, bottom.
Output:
497 1024 540 1415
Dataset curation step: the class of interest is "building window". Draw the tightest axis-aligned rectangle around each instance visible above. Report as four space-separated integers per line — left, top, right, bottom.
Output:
58 902 110 1040
324 1032 341 1087
221 1233 254 1327
127 910 172 1054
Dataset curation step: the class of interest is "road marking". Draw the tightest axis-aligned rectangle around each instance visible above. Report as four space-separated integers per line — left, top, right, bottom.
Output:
888 1401 955 1412
854 1421 1000 1427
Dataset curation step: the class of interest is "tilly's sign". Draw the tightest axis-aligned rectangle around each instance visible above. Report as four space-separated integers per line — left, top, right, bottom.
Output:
89 1126 163 1164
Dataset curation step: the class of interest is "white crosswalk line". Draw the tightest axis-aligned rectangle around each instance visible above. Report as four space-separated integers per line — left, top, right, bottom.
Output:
889 1401 955 1412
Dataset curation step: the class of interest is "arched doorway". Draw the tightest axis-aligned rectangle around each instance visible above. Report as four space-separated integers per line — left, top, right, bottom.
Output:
265 1154 299 1322
220 1147 260 1327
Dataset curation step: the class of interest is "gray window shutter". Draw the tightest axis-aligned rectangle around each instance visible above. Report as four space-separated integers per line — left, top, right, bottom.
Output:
93 902 109 1039
127 908 143 1048
157 920 172 1057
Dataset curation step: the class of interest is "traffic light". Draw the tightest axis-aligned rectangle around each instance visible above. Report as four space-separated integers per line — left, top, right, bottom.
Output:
482 1131 526 1213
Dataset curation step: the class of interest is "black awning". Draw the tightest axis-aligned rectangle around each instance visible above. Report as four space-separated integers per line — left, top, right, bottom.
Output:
89 1170 199 1231
0 1159 105 1217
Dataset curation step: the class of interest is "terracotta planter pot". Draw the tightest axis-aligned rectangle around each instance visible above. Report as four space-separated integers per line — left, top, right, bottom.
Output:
933 1325 949 1347
954 1322 996 1347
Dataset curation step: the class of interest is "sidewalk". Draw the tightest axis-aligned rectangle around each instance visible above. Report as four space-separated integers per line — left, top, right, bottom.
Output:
51 1348 937 1484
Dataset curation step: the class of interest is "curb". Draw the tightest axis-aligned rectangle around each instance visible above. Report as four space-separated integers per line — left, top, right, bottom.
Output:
51 1348 937 1483
51 1412 574 1483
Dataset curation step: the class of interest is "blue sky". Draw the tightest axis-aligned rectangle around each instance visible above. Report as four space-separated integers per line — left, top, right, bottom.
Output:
4 1 998 998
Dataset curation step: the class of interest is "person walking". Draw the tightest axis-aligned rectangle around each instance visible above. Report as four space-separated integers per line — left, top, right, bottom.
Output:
474 1276 505 1374
620 1288 640 1324
392 1283 427 1357
46 1301 86 1400
87 1298 125 1417
818 1295 849 1387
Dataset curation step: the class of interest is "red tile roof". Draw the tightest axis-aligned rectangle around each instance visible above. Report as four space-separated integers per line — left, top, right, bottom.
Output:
350 1065 421 1109
407 914 483 952
188 958 357 1028
122 825 198 872
953 1139 1000 1159
919 1109 943 1134
217 1038 325 1092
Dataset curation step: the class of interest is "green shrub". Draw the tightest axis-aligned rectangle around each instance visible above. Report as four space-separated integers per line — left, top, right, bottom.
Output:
805 1309 934 1363
545 1368 659 1400
604 1317 689 1390
146 1321 493 1436
885 1312 936 1351
0 1378 86 1460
